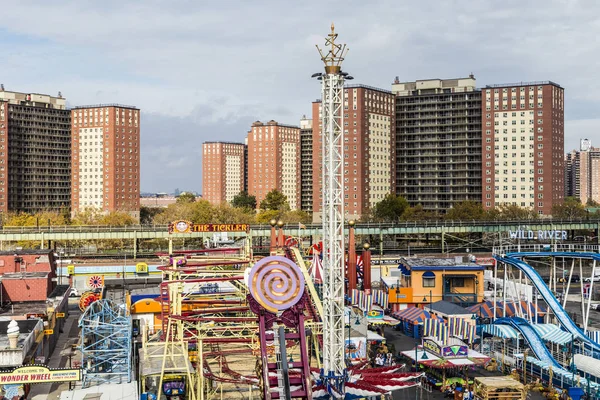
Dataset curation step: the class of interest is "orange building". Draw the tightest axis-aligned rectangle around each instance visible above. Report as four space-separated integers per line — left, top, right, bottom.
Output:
71 104 141 219
387 257 484 311
202 142 246 205
247 120 301 209
312 85 396 221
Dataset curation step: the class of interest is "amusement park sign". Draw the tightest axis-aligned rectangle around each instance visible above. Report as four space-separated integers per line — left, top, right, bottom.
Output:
0 366 81 384
508 229 568 240
168 220 250 234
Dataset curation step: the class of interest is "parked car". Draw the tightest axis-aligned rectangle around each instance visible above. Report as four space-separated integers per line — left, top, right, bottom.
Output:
69 288 79 297
583 276 600 283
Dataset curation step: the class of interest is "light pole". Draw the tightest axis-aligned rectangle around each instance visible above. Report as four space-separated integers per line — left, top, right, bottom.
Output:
422 290 432 310
58 250 64 286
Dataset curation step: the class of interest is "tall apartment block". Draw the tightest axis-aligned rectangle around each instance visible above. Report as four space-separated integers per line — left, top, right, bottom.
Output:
71 105 141 218
299 116 313 213
0 89 71 214
565 139 600 204
202 142 246 205
312 85 396 221
481 81 564 215
393 76 482 212
247 120 301 209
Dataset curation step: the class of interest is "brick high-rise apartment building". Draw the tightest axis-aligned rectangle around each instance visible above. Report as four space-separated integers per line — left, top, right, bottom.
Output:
312 85 396 221
565 139 600 204
247 120 301 209
481 82 564 215
0 89 71 213
71 105 140 218
299 116 313 213
202 142 246 205
393 76 482 212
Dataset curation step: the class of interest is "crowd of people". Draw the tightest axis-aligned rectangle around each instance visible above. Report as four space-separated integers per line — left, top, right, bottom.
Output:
373 352 395 367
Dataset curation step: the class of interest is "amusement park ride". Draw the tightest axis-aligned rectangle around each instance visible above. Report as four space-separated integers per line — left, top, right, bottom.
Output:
126 25 423 400
70 26 600 400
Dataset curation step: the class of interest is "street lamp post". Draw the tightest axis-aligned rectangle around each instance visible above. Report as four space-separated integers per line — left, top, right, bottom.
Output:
422 290 432 310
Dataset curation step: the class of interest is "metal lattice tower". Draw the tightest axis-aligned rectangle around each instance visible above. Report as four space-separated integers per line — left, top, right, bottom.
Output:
79 299 132 388
315 24 349 384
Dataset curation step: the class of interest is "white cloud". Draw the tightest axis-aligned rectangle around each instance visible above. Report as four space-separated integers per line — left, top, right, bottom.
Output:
0 1 599 191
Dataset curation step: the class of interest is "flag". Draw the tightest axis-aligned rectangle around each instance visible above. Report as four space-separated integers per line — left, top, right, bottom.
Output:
299 222 306 229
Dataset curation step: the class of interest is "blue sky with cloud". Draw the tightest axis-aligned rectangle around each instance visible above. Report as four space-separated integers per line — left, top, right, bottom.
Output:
0 1 598 193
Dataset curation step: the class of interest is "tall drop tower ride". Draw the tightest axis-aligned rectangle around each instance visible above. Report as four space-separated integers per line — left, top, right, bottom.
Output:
314 24 352 387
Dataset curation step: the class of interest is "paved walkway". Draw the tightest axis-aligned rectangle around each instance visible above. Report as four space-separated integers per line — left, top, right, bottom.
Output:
29 310 81 400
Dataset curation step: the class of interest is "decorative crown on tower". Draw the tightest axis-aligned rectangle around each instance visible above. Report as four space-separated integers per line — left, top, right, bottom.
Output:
316 23 348 74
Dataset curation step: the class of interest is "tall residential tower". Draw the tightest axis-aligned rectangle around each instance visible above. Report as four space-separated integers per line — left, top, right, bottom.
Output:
299 116 313 213
0 89 71 213
393 76 482 212
247 120 301 209
202 142 246 205
481 81 564 215
565 139 600 204
71 105 141 218
312 85 396 221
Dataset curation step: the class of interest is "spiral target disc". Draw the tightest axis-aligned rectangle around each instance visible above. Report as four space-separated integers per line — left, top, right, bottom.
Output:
248 255 305 313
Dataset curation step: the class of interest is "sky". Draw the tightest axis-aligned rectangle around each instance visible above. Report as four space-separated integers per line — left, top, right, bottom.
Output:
1 1 599 193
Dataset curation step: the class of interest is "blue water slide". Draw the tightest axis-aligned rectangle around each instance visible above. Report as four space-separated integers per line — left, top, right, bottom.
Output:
494 254 600 354
494 317 562 369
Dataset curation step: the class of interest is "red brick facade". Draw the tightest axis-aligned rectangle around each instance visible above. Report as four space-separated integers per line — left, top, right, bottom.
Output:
71 105 141 218
0 251 56 302
0 102 7 214
312 86 396 220
481 82 564 216
247 121 301 209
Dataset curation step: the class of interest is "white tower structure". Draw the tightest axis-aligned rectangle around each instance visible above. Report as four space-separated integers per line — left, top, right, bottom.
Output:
314 24 352 385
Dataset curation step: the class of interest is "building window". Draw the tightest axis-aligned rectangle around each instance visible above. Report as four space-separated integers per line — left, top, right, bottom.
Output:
422 271 435 287
451 278 465 288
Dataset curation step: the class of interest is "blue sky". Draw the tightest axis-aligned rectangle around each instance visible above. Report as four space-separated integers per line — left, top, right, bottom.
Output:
1 1 598 193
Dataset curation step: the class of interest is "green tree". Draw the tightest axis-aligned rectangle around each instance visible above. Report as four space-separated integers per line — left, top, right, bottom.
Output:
371 194 409 222
495 204 538 220
97 211 137 226
256 209 281 224
280 210 312 224
212 203 255 224
401 204 439 221
140 206 164 225
231 191 257 210
552 197 588 219
176 192 197 203
259 189 290 211
586 198 600 207
445 201 486 221
4 211 69 227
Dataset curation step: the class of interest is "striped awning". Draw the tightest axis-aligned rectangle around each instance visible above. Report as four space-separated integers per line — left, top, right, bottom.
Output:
587 330 600 344
467 300 546 319
530 324 574 346
530 324 558 337
392 307 444 325
481 324 520 339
